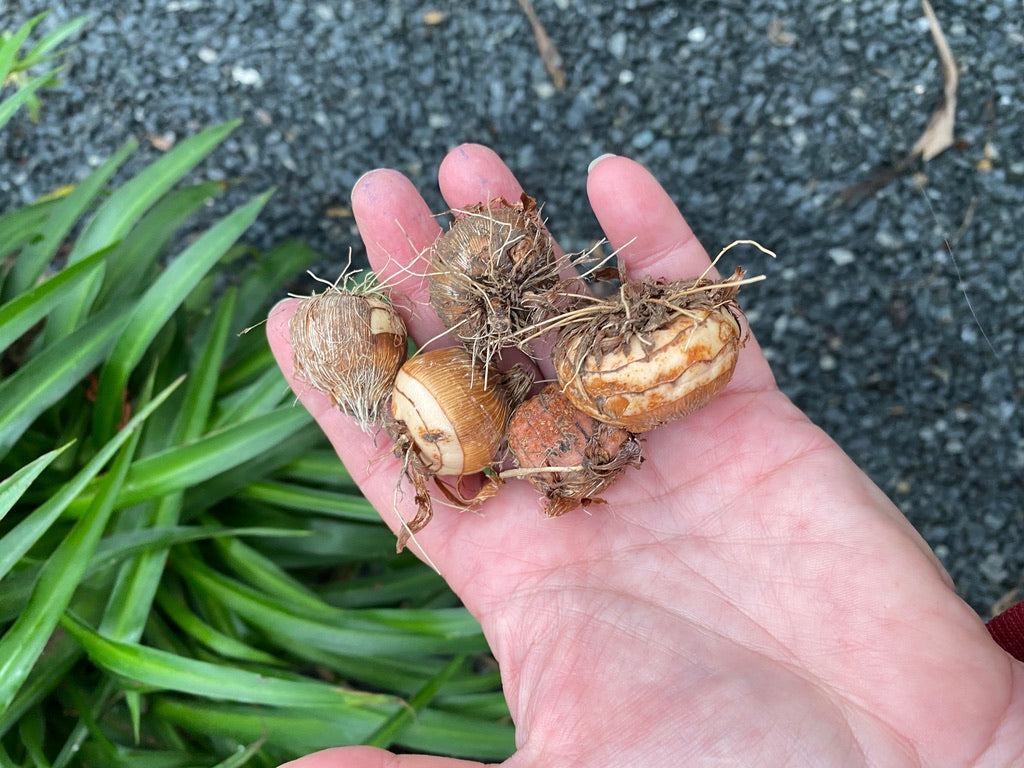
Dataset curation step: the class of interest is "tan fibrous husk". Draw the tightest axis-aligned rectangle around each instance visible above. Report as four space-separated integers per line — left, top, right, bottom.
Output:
290 285 407 431
507 383 642 517
552 267 748 432
428 194 562 366
389 346 534 550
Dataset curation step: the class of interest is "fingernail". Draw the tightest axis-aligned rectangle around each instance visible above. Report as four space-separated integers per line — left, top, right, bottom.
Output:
588 153 617 174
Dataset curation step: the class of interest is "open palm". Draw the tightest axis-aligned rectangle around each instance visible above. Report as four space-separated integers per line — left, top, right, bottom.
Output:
268 145 1023 768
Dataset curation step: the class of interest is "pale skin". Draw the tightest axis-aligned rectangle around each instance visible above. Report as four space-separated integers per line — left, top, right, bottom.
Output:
267 145 1024 768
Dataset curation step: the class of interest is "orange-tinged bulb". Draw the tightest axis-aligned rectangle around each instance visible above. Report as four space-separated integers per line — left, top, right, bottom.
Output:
553 271 746 432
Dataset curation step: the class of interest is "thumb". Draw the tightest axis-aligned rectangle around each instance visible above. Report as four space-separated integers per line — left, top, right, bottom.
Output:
278 746 494 768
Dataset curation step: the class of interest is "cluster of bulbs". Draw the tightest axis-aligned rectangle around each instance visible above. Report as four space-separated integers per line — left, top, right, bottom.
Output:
289 195 751 549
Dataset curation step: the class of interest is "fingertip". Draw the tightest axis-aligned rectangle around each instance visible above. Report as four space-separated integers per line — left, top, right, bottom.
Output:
438 143 523 208
587 152 618 174
268 296 298 322
351 167 415 211
586 156 708 280
348 167 442 305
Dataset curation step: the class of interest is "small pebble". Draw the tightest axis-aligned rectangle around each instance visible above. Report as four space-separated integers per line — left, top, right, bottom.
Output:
231 65 263 87
828 248 855 266
687 26 707 43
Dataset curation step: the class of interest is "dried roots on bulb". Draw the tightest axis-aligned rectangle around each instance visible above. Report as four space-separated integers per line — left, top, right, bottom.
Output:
428 194 562 367
389 346 534 550
289 281 408 431
507 383 643 517
552 267 749 432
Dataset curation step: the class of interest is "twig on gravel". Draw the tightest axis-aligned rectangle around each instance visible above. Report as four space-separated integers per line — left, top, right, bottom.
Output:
912 0 958 161
517 0 566 90
840 0 959 204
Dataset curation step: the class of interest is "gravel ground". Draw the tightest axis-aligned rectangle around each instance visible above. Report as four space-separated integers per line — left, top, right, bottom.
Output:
2 0 1022 616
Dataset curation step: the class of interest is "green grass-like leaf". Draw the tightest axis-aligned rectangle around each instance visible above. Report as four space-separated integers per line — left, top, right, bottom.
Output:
0 15 45 85
0 197 57 267
0 376 178 711
0 246 109 355
62 612 394 710
6 141 134 297
0 70 53 129
0 106 511 763
16 15 90 71
92 191 272 442
44 120 241 343
0 13 85 131
0 376 183 582
0 442 70 524
0 303 129 458
64 405 313 515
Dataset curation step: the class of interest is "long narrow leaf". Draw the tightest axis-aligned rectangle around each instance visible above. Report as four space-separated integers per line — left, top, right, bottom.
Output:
0 13 45 83
183 427 324 515
150 697 513 761
0 70 54 130
237 481 378 523
216 342 278 394
100 494 179 643
17 706 47 766
176 287 236 443
98 289 240 642
210 365 292 429
232 238 321 331
61 613 393 710
0 304 129 458
395 707 515 761
210 528 325 613
364 656 464 749
244 516 393 567
95 181 223 308
7 140 134 296
51 677 119 768
67 405 311 515
0 246 108 355
178 555 487 657
92 192 271 441
0 376 183 582
0 634 80 739
151 698 385 755
0 442 70 524
279 450 358 491
44 120 241 342
0 198 57 267
0 414 142 711
0 526 306 623
208 740 266 768
155 585 283 666
17 15 89 70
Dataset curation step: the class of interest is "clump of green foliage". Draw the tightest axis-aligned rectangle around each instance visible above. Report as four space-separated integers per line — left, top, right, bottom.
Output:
0 15 512 768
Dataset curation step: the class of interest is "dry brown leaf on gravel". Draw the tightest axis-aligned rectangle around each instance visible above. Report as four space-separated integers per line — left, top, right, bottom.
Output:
517 0 567 90
912 0 958 161
840 0 959 203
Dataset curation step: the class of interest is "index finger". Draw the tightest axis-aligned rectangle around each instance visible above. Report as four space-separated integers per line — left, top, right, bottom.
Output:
351 168 448 347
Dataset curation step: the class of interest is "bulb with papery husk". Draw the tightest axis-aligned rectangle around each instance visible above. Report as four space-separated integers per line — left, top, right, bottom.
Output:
290 285 407 431
428 194 561 366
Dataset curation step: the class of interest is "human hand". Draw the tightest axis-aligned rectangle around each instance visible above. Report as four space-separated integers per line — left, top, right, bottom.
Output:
267 145 1023 767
